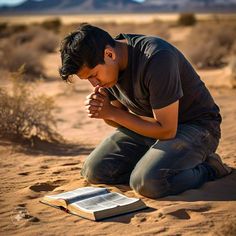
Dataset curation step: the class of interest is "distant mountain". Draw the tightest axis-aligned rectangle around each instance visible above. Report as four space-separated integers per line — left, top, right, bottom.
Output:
1 0 236 14
142 0 236 12
0 0 140 13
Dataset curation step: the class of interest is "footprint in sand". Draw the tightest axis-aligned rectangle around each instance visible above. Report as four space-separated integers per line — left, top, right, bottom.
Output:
29 182 59 192
29 179 68 192
70 167 81 171
158 203 211 220
52 167 81 175
167 208 191 220
18 172 30 176
61 162 80 166
11 204 40 226
40 165 49 169
52 170 62 174
132 213 147 224
24 164 31 167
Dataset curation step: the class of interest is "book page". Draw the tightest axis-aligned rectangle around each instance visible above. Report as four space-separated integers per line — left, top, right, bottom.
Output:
71 192 139 212
45 187 109 203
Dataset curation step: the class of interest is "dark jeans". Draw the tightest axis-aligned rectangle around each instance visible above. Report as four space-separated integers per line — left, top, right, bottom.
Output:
81 124 219 198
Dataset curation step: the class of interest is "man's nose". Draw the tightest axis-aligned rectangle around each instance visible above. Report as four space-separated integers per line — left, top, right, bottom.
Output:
88 78 100 87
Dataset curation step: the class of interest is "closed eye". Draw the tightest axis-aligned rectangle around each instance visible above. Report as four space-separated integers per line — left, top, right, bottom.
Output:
87 73 97 80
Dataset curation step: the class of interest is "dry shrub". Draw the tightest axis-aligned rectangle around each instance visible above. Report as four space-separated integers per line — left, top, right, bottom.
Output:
61 21 170 40
9 26 59 53
0 23 28 39
30 30 59 53
0 22 8 32
0 43 44 81
0 68 62 144
9 26 40 45
183 22 236 68
0 25 59 80
41 18 62 33
178 13 197 26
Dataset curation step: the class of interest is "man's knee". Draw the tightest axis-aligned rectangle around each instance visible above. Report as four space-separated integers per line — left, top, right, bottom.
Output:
81 157 123 184
129 169 173 199
81 160 107 184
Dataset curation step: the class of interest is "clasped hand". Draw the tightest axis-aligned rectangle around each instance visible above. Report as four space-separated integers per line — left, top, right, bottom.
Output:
85 86 114 119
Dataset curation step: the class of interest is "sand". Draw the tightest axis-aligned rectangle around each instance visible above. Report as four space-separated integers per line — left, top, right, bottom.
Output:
1 30 236 236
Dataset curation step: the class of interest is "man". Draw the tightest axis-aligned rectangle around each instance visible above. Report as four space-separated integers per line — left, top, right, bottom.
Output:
59 23 231 198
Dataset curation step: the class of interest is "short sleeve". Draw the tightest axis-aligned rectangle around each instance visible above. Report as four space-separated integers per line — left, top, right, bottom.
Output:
145 50 183 109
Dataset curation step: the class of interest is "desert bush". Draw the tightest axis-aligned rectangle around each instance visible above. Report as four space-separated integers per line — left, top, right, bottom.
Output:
0 68 62 143
0 22 7 32
61 21 170 41
41 18 62 33
11 23 28 33
178 13 197 26
0 23 28 38
31 31 59 53
0 25 59 80
183 22 236 68
0 43 44 81
9 26 59 52
10 27 36 45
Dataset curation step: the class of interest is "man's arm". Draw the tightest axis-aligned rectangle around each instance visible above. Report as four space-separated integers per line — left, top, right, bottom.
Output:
86 87 178 140
107 101 178 140
103 100 127 128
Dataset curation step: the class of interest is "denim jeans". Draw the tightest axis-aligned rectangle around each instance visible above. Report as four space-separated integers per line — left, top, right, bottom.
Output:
81 124 219 198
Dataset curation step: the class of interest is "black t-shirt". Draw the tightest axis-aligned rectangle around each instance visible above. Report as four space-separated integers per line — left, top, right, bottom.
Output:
106 34 222 138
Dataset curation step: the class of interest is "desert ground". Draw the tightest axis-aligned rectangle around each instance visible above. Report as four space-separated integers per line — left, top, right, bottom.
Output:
2 13 236 25
0 14 236 236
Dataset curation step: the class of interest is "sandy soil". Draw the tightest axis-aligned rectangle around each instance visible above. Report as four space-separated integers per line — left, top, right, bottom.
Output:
0 28 236 236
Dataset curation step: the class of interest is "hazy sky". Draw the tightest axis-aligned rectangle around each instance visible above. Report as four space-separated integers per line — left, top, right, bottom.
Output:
0 0 145 7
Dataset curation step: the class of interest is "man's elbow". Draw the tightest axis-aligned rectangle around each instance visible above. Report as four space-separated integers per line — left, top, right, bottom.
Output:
159 127 177 140
167 129 177 139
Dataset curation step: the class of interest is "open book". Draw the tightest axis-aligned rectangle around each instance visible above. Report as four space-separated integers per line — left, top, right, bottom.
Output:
40 186 148 221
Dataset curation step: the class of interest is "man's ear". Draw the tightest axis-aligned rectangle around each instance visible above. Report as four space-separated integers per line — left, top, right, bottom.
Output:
104 46 116 60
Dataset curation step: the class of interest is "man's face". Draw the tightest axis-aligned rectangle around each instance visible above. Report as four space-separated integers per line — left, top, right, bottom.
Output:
76 47 119 88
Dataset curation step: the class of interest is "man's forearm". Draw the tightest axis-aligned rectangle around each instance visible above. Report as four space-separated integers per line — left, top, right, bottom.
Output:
104 119 121 128
108 107 176 140
104 111 155 128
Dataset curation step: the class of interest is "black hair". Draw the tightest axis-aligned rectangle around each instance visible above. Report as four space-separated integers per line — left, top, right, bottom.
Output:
59 23 115 81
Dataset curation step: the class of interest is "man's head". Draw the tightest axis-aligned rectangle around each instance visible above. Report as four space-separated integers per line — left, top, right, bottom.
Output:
59 23 120 87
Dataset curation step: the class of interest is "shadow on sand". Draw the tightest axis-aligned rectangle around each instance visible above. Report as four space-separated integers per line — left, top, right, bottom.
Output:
98 171 236 223
109 170 236 203
158 169 236 202
0 137 94 156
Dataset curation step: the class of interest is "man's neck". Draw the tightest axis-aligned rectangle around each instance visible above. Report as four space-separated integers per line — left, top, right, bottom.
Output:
115 40 129 71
